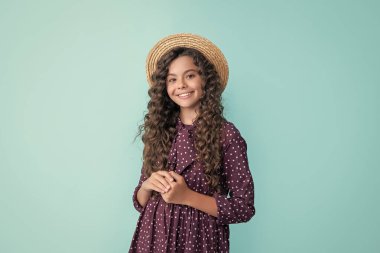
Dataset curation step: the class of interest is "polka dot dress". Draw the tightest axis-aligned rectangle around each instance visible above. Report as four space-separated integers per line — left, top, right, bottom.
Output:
129 117 255 252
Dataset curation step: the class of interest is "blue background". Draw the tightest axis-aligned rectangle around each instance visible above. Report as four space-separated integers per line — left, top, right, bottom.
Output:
1 0 379 252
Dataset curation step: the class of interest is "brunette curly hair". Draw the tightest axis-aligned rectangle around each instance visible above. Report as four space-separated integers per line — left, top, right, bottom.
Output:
134 47 226 193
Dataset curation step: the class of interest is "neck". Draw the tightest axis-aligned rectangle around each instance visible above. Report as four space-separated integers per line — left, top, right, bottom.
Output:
179 108 199 125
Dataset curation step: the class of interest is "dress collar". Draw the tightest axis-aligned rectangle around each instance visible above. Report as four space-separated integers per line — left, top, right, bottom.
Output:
176 116 197 131
170 116 197 174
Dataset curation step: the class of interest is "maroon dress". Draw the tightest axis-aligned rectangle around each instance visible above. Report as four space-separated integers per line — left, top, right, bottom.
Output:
129 117 255 252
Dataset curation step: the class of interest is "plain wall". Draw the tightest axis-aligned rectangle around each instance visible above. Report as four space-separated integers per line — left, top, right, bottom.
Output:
1 0 379 252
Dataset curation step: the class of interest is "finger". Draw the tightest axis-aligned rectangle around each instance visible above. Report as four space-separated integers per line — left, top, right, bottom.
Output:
152 174 171 191
166 178 176 188
150 172 170 190
169 171 182 182
156 170 175 182
150 181 167 193
145 181 165 193
148 176 169 192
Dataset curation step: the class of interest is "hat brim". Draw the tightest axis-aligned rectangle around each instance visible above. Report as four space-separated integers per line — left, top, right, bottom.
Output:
146 33 229 91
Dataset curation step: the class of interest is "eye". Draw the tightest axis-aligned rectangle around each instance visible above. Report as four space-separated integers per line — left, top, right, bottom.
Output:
186 73 196 79
167 78 176 83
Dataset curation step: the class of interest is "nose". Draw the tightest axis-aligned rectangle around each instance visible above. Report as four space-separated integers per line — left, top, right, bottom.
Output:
176 76 187 89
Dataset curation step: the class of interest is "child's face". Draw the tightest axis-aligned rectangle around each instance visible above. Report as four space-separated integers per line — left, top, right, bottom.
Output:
166 55 204 112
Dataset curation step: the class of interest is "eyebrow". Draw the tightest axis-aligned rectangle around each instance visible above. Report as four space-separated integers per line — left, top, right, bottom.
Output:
167 69 198 77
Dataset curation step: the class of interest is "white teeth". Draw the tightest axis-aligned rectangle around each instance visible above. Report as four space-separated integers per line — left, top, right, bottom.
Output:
178 92 191 97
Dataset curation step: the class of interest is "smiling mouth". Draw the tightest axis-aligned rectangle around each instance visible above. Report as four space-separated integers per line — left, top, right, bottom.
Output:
177 92 193 98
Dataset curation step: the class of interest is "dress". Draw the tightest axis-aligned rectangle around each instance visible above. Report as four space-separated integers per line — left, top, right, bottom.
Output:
129 116 255 253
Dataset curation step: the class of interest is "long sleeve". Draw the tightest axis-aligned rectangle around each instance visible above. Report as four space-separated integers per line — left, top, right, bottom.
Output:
214 127 255 225
132 166 148 213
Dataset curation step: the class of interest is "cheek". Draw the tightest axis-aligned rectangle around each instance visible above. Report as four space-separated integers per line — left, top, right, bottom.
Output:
199 80 206 92
166 87 176 99
197 84 204 95
166 86 172 95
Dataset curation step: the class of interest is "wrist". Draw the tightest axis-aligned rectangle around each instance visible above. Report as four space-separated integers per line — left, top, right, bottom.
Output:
139 185 152 194
183 188 196 206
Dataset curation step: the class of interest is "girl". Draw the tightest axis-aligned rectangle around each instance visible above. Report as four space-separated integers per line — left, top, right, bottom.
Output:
129 33 255 253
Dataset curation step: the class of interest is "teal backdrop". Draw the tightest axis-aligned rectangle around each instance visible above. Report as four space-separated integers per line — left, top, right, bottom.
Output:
1 0 379 252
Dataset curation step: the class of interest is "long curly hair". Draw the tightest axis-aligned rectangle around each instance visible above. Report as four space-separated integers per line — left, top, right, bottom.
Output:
134 47 226 193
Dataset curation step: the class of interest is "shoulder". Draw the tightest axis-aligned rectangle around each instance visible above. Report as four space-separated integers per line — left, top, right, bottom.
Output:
221 120 241 139
220 119 246 151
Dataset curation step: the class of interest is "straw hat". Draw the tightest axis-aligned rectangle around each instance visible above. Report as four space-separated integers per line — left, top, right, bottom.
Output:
146 33 229 91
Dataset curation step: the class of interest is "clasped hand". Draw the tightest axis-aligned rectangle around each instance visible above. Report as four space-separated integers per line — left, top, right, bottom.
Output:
141 170 190 205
